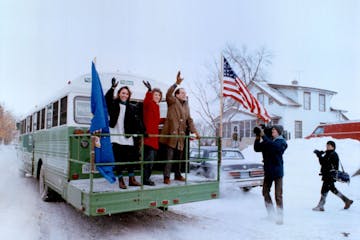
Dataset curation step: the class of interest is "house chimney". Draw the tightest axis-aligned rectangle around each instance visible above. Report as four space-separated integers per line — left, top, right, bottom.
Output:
291 79 298 85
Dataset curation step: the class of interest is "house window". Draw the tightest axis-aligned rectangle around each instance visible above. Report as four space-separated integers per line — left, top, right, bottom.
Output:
257 93 265 105
295 121 302 138
319 94 325 112
303 92 311 110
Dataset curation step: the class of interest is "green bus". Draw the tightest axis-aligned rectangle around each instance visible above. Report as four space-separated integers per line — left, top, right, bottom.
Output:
17 72 220 216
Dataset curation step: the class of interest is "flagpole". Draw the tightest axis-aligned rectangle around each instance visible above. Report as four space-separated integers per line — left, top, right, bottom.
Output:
219 54 224 140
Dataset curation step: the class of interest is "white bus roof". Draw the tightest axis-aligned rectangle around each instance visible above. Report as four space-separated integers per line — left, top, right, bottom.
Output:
22 72 169 118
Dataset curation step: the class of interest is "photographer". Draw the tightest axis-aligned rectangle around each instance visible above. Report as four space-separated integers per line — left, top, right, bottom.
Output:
312 141 353 211
254 125 287 225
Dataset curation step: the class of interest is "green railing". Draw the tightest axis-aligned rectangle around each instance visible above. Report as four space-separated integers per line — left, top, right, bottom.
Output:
68 133 221 193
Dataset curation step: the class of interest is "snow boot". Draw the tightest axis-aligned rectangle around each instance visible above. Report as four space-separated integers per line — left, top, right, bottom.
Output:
336 192 353 209
265 202 275 220
118 177 127 189
129 176 142 186
312 194 327 211
276 208 284 225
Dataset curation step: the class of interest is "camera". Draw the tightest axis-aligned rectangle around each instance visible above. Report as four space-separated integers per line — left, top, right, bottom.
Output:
253 124 272 138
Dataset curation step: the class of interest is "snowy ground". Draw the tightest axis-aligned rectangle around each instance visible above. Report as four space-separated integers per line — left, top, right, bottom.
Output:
0 137 359 240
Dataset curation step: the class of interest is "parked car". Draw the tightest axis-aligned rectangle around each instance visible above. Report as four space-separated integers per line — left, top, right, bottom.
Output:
305 120 360 141
189 146 264 191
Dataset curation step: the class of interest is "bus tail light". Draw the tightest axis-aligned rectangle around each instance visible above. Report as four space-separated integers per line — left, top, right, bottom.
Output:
173 199 179 204
162 200 169 205
96 208 106 214
211 193 217 198
150 201 157 207
72 173 79 180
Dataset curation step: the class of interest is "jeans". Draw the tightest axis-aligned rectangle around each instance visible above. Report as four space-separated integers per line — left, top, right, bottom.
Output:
262 176 283 210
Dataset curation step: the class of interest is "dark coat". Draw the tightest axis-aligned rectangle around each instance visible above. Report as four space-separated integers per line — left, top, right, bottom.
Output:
143 91 164 150
159 84 197 151
254 135 288 179
105 87 145 135
318 150 339 182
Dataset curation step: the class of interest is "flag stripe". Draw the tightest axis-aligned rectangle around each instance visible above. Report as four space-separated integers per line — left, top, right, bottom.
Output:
223 57 271 122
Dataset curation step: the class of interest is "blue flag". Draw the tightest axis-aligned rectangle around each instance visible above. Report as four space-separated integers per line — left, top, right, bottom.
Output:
90 62 116 184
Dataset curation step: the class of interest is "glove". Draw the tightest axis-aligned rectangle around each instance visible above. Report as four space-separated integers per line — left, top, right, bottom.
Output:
176 71 183 85
142 80 152 91
313 150 324 158
111 77 118 89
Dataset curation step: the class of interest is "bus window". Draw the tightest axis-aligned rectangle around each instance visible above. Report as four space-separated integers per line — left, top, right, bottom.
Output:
36 111 40 130
21 119 26 134
74 96 91 124
41 108 45 129
33 112 37 132
52 101 59 127
46 104 52 129
60 96 67 125
27 115 32 133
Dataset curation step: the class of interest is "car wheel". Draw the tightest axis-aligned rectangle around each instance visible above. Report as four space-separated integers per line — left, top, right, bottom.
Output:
241 187 251 192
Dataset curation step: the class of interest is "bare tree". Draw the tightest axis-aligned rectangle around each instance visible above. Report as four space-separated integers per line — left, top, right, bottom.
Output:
0 104 17 145
191 45 272 136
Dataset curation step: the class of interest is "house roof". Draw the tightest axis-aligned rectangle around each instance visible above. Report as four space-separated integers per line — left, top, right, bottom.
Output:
249 81 300 107
268 83 337 95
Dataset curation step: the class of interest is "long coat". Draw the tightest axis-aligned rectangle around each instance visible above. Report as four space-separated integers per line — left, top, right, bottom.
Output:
254 135 288 179
159 84 197 151
143 91 163 150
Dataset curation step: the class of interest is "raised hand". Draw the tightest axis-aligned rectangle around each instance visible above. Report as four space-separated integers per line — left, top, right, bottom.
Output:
176 71 183 85
111 77 118 89
142 80 152 91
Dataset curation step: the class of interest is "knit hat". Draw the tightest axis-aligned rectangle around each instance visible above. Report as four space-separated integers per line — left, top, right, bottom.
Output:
327 140 336 149
272 125 283 135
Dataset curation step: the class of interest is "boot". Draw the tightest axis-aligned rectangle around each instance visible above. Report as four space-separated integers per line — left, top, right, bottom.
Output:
336 192 353 209
129 176 142 186
312 194 327 211
118 177 127 189
265 202 275 220
164 177 171 184
276 208 283 225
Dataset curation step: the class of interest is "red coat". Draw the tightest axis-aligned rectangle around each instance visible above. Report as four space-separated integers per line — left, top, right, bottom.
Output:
143 91 163 150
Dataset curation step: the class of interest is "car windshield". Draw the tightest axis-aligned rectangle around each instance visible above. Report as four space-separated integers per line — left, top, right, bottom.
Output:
207 150 244 160
222 150 244 159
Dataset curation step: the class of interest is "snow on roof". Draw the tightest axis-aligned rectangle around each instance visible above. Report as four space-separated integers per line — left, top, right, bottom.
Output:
250 81 300 106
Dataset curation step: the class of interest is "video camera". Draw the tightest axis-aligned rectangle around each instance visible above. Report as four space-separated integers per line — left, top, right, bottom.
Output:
253 124 273 138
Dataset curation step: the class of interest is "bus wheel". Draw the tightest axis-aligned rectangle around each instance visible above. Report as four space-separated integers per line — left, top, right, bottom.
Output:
39 166 50 201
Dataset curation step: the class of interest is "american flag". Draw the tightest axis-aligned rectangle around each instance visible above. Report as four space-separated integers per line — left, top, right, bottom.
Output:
223 57 271 122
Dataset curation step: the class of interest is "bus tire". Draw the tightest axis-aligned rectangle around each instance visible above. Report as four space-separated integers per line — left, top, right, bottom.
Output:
39 165 51 201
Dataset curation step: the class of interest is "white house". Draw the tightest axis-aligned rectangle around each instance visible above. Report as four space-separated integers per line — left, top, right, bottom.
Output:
219 80 348 146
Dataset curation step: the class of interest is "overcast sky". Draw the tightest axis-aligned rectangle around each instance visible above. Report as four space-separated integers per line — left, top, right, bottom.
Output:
1 0 359 119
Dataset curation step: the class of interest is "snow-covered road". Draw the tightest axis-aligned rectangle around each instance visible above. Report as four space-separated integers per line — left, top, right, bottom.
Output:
1 138 359 240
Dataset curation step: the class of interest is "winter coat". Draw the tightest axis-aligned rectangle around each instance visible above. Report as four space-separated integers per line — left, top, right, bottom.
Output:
159 84 197 151
105 87 145 135
143 91 164 150
254 135 288 179
318 150 339 182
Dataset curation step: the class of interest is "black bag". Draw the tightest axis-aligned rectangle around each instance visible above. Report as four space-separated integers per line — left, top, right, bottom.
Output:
330 161 350 183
